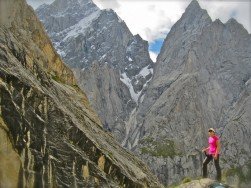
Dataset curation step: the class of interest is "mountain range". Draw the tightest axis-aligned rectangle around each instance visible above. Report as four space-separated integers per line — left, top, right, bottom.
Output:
36 0 154 144
0 0 162 187
31 0 251 186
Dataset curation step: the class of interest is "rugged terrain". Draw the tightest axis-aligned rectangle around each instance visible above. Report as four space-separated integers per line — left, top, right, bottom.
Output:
36 0 154 142
0 0 163 187
35 0 251 186
125 0 251 186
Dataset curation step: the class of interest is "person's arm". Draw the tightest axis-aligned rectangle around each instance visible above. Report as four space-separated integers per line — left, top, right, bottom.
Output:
214 140 220 159
202 146 209 152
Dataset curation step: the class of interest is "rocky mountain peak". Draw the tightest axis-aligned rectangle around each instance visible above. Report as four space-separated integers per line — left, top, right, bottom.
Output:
181 0 211 25
156 3 209 73
185 0 202 12
225 17 249 34
51 0 95 9
36 0 100 33
100 8 124 24
36 0 153 142
121 0 251 186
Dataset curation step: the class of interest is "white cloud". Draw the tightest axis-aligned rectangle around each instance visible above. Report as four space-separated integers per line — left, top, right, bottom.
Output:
93 0 120 9
94 0 189 42
149 51 157 62
200 1 251 33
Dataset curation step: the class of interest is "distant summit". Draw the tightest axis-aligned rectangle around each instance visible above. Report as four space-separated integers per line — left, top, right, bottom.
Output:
36 0 154 142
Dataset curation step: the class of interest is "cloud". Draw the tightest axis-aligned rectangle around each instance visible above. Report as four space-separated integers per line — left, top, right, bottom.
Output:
93 0 120 9
149 51 158 62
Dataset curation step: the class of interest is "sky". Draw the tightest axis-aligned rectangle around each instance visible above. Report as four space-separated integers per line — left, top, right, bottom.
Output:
27 0 251 62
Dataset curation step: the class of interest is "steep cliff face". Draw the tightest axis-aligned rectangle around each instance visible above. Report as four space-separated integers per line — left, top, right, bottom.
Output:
0 0 162 187
36 0 153 141
0 0 76 86
123 0 251 185
75 61 136 141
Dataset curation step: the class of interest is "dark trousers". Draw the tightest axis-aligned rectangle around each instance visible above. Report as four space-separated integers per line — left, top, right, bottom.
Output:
202 154 221 181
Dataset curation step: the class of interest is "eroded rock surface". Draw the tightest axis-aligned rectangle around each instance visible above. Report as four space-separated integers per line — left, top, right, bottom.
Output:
0 0 162 187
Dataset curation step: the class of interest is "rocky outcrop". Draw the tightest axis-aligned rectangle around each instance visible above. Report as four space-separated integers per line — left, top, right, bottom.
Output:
122 0 251 186
177 178 227 188
0 0 163 187
36 0 153 140
0 0 76 86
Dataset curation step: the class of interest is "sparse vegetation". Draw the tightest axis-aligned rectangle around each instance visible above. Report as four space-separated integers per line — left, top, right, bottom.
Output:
224 161 251 183
52 74 61 82
140 138 181 158
182 177 191 184
73 84 80 90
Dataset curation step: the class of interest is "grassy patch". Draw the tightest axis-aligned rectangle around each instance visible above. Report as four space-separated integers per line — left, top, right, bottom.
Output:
140 138 180 158
52 74 61 82
182 177 192 184
72 84 80 90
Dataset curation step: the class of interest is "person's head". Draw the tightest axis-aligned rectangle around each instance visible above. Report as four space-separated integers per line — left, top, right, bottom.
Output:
208 128 215 136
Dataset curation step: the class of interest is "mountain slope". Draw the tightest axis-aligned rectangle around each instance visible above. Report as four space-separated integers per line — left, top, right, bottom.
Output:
124 0 251 185
36 0 153 142
35 0 251 186
0 0 162 187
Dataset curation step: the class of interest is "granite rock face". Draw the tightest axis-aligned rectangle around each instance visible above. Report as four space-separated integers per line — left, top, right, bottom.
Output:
35 0 251 186
36 0 154 141
123 0 251 185
0 0 163 187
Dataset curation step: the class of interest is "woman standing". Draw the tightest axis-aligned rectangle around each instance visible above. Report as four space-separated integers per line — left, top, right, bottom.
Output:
202 128 222 181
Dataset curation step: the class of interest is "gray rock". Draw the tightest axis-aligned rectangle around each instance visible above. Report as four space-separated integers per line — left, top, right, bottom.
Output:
0 0 163 187
177 178 230 188
36 0 153 136
124 0 251 185
36 0 251 186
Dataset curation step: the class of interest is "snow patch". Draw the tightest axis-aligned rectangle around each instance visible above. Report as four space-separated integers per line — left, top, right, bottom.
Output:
54 42 66 57
120 65 153 103
57 49 66 57
126 40 137 53
138 65 153 78
120 73 141 103
63 10 101 41
91 45 96 50
127 56 133 62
